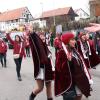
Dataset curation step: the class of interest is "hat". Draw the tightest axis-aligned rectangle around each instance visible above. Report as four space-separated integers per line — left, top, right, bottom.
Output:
61 32 74 44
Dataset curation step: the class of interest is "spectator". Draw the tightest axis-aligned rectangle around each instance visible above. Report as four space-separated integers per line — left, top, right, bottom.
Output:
0 38 7 67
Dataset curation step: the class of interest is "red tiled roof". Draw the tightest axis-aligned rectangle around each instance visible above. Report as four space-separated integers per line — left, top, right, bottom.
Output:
0 7 27 22
39 7 77 18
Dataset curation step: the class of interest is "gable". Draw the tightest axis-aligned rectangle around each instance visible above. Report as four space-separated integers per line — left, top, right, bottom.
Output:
0 7 31 22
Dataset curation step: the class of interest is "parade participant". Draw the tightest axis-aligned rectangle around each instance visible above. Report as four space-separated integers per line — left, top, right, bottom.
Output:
25 35 30 57
84 23 100 56
50 32 55 47
77 32 91 68
53 33 62 72
85 32 100 68
77 32 100 68
45 32 51 46
95 34 100 56
28 27 53 100
0 38 7 67
55 32 91 100
6 33 26 81
53 33 62 55
85 33 94 48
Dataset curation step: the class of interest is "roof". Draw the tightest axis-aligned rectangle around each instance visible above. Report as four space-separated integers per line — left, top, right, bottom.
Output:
39 7 77 19
0 7 27 22
74 8 89 16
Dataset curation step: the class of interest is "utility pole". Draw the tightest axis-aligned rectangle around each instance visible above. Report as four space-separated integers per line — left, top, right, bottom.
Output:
40 2 44 27
53 0 56 26
53 16 56 26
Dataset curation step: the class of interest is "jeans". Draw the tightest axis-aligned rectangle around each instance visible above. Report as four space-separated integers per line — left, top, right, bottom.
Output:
62 86 76 100
14 57 22 78
63 91 76 100
3 53 7 67
0 53 6 67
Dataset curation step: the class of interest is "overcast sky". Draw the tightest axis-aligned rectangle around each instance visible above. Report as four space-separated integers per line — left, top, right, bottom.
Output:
0 0 89 17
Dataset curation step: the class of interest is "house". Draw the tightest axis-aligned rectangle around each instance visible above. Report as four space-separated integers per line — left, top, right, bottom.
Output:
36 7 77 29
0 7 34 31
74 8 90 21
89 0 100 17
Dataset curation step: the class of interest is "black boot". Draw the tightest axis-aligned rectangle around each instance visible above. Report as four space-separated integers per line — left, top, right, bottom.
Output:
4 63 7 68
47 98 53 100
29 92 36 100
1 60 3 67
18 77 22 81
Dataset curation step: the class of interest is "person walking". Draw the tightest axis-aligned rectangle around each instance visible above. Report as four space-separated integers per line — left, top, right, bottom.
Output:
53 33 62 55
28 29 53 100
50 32 55 47
76 32 91 69
77 32 100 69
6 33 26 81
0 38 7 67
25 36 30 57
55 32 92 100
85 32 100 68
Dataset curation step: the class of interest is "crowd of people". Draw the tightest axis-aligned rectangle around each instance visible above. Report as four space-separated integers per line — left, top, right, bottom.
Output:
28 23 100 100
0 23 100 100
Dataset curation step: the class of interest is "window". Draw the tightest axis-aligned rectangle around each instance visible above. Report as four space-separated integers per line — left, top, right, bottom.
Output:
11 20 14 23
24 15 26 17
16 19 18 22
6 21 9 24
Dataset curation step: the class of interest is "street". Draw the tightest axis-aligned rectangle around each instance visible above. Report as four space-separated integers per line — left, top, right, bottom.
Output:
0 48 100 100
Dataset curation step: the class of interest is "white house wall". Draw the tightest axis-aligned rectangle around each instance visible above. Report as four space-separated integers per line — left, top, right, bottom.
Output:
0 8 33 31
0 21 20 31
33 19 46 28
0 22 6 31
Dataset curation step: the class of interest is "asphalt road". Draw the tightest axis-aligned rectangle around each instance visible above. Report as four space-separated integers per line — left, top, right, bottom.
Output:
0 48 100 100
